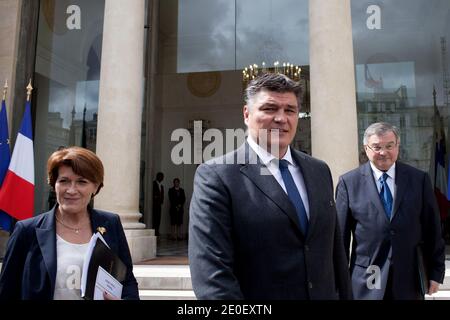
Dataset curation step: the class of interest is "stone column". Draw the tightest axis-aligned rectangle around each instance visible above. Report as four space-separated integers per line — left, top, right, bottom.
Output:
0 0 19 108
309 0 359 185
96 0 155 262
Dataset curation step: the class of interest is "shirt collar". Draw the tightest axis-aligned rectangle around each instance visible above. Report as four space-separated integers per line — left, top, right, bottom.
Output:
369 161 396 181
247 136 295 167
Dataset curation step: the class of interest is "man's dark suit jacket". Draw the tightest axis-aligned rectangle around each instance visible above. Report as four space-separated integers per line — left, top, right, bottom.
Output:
153 181 164 206
0 206 139 300
189 143 352 299
336 161 445 299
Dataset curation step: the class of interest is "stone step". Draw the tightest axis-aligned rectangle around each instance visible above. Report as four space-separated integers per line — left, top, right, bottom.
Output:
134 265 194 300
134 263 450 300
133 264 450 291
134 265 192 290
426 290 450 300
139 289 196 300
1 262 449 300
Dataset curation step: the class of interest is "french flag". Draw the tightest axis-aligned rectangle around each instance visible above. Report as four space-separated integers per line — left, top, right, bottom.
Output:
429 102 448 222
0 101 34 221
433 135 448 221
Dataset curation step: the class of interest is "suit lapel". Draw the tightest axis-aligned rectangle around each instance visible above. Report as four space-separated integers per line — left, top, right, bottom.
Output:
391 162 408 221
89 208 112 243
239 144 304 235
361 162 390 222
35 210 57 295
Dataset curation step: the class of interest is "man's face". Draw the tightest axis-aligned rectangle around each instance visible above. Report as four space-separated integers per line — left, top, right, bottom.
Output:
364 131 399 171
243 89 299 157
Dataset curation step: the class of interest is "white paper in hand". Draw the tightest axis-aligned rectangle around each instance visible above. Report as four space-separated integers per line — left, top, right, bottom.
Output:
93 266 123 300
81 232 109 298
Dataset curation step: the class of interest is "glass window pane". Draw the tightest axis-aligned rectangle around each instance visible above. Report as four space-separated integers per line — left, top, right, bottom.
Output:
236 0 309 68
177 0 309 73
352 0 450 171
34 0 105 213
156 0 310 235
177 0 236 72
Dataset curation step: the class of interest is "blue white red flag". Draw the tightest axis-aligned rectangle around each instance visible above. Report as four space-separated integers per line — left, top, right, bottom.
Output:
0 100 34 221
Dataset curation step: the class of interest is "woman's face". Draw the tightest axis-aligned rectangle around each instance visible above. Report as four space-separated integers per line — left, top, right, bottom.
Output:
55 165 99 216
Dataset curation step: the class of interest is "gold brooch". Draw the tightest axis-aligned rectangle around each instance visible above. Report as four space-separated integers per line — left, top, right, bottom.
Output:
97 227 106 235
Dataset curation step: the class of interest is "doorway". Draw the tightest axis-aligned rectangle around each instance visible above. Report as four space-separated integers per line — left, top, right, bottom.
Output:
142 0 310 262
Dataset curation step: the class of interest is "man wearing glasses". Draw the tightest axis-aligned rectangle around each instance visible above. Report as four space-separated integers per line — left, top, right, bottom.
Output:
335 122 445 300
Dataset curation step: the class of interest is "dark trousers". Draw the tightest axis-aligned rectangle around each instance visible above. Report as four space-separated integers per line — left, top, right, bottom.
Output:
152 205 161 236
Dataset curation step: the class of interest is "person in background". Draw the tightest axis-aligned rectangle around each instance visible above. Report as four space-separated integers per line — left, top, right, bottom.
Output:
168 178 186 240
0 146 139 300
335 122 445 299
152 172 164 237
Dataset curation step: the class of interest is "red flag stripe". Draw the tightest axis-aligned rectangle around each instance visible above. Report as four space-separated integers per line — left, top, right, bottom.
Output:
0 170 34 220
435 189 449 221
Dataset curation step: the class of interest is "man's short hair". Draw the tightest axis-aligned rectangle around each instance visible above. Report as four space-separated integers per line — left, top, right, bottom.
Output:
363 122 400 145
244 73 302 107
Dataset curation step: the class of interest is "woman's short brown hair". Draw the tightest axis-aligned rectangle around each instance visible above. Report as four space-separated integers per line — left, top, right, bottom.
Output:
47 147 104 195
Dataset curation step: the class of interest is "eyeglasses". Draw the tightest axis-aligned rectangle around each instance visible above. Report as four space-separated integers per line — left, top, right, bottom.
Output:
366 143 397 153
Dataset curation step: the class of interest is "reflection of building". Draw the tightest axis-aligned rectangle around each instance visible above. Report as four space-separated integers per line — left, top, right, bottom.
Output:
47 112 70 152
69 109 98 151
43 112 70 216
358 86 450 171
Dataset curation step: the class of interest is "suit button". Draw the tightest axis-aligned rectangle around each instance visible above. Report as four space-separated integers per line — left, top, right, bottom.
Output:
304 245 309 251
390 230 395 235
308 282 313 289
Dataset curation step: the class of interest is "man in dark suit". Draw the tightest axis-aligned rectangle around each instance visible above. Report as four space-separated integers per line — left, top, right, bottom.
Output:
188 73 351 300
336 122 445 300
152 172 164 237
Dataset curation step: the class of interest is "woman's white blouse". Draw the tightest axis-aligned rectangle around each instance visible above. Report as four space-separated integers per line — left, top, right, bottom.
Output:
53 234 89 300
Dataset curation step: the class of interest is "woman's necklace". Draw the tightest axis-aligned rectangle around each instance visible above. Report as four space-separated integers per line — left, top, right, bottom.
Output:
55 214 86 234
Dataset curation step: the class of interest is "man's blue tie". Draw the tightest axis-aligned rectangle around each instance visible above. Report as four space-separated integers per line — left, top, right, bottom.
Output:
279 159 309 235
379 172 393 219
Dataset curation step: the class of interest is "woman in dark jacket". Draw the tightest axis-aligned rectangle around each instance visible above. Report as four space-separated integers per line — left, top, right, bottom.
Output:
168 178 186 240
0 147 139 300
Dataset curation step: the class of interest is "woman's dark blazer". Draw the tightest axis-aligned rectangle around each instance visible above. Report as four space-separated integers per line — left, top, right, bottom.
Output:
0 206 140 300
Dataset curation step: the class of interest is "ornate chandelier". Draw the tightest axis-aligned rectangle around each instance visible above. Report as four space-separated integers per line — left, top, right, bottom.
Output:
242 61 301 87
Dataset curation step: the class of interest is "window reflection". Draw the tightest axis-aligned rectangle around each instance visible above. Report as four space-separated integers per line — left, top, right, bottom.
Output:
34 0 105 212
177 0 309 72
352 0 450 171
236 0 309 68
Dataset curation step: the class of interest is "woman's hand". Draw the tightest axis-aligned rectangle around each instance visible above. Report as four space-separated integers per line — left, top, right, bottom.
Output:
103 291 121 300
